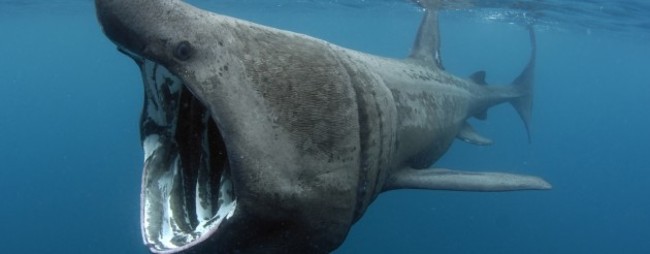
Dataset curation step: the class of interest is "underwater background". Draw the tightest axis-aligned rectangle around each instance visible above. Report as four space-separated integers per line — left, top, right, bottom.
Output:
1 0 649 253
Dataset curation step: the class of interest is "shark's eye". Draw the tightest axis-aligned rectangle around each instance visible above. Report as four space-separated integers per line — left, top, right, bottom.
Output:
173 41 194 61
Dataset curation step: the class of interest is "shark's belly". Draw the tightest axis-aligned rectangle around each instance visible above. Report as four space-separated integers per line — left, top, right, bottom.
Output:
386 81 471 168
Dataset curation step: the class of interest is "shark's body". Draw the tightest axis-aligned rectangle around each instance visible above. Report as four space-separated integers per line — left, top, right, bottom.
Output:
95 0 550 253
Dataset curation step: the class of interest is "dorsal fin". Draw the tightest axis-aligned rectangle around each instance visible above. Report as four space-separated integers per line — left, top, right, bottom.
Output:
469 70 487 85
413 0 442 9
408 0 443 69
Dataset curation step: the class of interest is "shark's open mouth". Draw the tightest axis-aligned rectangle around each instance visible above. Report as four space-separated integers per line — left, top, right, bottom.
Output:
135 57 237 253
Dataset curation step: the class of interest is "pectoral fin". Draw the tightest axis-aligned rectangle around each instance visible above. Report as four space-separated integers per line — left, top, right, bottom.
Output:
383 168 551 192
457 122 493 145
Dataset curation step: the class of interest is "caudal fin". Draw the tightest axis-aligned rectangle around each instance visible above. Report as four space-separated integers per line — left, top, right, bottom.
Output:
510 27 536 143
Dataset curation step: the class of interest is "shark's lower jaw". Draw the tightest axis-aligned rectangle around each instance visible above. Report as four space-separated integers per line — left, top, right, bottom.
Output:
137 59 237 253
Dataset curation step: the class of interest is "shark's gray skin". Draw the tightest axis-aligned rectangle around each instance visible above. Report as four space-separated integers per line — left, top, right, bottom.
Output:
95 0 550 253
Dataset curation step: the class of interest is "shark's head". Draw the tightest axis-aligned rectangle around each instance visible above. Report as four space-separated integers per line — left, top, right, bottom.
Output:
96 0 369 253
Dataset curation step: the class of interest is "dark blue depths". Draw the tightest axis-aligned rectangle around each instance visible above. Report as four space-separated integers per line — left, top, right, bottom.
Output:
0 1 648 253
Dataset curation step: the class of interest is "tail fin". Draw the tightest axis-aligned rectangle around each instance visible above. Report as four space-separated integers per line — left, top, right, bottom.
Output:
510 27 536 143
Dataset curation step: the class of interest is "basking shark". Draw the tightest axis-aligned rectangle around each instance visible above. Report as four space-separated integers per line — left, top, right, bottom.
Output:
96 0 551 253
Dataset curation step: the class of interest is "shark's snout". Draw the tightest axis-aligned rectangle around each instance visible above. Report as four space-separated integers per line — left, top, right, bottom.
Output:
95 0 144 54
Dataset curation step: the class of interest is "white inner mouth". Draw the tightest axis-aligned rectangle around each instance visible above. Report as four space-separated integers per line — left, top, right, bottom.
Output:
137 60 237 252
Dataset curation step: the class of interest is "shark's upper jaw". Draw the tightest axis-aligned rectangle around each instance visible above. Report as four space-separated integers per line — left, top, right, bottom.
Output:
136 56 237 253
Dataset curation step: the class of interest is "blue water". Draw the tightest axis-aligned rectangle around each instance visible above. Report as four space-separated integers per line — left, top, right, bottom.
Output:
1 0 649 253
